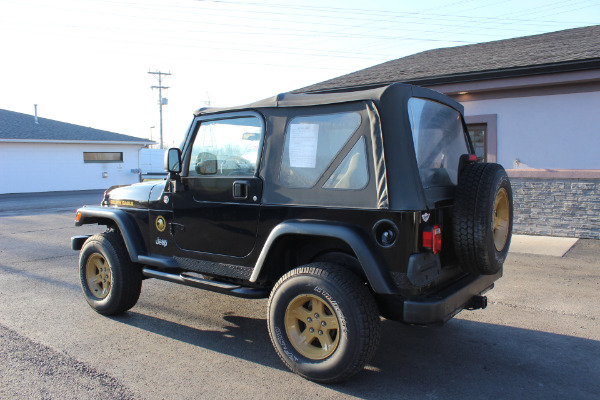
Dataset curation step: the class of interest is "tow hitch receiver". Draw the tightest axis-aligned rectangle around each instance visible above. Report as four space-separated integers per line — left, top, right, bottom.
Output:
466 295 488 310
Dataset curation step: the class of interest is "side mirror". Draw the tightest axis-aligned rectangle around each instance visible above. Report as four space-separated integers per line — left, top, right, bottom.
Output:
165 148 182 173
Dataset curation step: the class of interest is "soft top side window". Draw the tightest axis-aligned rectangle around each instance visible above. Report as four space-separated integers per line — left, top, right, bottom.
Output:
279 112 361 188
323 137 369 190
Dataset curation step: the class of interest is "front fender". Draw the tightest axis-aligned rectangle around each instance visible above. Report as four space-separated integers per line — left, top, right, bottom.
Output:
74 206 145 263
250 220 398 295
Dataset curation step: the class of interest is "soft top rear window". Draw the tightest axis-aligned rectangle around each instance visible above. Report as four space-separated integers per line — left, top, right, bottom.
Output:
408 98 469 190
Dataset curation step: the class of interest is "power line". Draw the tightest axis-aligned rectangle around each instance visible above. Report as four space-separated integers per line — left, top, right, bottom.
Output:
3 0 597 73
7 0 595 31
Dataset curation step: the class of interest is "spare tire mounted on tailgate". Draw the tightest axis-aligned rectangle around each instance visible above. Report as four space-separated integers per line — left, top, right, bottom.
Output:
453 162 513 275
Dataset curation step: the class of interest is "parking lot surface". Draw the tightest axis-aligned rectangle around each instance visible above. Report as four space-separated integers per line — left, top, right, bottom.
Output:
0 191 598 399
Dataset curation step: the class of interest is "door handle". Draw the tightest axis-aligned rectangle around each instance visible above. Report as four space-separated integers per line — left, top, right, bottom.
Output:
233 181 249 199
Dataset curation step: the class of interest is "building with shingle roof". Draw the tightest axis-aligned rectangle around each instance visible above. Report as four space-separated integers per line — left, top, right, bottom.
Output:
298 25 600 93
298 25 600 239
0 109 154 194
0 109 152 143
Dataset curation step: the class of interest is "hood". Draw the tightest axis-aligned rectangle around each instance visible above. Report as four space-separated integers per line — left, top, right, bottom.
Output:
103 181 164 209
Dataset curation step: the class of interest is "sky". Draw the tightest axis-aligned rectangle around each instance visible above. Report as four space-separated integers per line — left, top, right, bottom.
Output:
0 0 598 148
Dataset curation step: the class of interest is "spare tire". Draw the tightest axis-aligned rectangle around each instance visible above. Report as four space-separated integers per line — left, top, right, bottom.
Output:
453 162 513 275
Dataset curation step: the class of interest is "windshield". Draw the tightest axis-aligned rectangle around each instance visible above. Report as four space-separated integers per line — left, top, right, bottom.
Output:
408 98 469 189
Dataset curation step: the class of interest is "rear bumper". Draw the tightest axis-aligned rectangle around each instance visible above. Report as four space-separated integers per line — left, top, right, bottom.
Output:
377 269 502 324
402 270 501 324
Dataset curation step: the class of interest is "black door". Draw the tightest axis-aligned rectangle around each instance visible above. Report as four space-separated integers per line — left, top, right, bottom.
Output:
170 114 264 257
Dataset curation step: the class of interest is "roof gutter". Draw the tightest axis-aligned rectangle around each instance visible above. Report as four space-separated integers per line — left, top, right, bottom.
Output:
0 139 155 145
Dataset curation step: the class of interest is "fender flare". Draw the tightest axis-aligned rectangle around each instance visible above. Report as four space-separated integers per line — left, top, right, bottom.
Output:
250 220 398 295
75 206 145 263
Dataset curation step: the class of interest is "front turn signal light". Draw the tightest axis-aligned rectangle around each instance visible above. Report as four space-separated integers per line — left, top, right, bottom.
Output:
75 211 82 222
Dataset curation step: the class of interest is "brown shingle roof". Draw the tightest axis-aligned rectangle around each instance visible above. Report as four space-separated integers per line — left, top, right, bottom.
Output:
297 25 600 93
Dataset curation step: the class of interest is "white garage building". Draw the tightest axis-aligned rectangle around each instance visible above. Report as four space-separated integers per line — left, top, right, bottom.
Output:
0 109 153 194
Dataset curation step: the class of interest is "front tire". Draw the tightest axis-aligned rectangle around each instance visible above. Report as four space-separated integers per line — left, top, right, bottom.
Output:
79 231 142 315
267 263 380 383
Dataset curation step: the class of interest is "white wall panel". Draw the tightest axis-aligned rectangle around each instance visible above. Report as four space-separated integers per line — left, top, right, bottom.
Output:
463 91 600 170
0 142 143 194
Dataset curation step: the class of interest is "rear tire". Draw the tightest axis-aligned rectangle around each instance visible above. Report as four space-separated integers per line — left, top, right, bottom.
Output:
79 231 142 315
267 263 380 383
453 163 513 275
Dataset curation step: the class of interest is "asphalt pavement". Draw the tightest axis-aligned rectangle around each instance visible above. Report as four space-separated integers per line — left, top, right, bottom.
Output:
0 190 104 216
0 191 598 399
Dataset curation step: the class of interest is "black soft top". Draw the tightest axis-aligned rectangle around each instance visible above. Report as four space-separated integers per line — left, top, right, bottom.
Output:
194 83 463 116
189 83 467 211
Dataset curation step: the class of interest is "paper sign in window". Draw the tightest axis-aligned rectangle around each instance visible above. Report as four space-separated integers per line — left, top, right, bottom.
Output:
289 124 319 168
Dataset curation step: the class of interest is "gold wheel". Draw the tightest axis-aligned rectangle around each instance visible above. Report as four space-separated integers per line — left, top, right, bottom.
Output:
493 188 510 251
284 294 340 360
85 253 112 299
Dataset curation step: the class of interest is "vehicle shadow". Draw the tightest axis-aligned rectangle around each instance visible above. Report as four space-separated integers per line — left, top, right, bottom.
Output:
110 311 283 371
111 311 599 399
343 318 600 399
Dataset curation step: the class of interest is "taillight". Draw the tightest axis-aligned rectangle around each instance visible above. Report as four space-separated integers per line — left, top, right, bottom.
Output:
423 225 442 254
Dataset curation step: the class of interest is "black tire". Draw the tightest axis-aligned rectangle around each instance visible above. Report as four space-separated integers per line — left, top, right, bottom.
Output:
79 231 142 315
267 263 380 383
453 162 513 275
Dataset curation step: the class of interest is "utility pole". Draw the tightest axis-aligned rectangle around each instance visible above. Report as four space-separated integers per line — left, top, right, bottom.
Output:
148 70 171 149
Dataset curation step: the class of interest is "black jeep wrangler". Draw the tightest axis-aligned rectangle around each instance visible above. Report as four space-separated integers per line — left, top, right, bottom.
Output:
72 83 512 383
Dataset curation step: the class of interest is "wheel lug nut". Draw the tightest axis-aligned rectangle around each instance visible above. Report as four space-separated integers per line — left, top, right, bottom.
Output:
309 328 314 333
314 313 319 318
307 317 312 323
321 321 326 326
318 330 323 335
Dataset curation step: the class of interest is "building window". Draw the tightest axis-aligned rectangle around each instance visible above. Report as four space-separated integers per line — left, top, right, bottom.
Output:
83 152 123 163
467 123 487 161
465 114 497 163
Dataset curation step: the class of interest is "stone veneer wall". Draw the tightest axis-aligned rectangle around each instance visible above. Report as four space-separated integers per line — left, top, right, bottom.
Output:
510 178 600 239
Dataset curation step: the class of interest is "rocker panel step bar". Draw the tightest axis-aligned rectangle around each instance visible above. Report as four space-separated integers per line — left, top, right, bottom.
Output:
142 268 269 299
